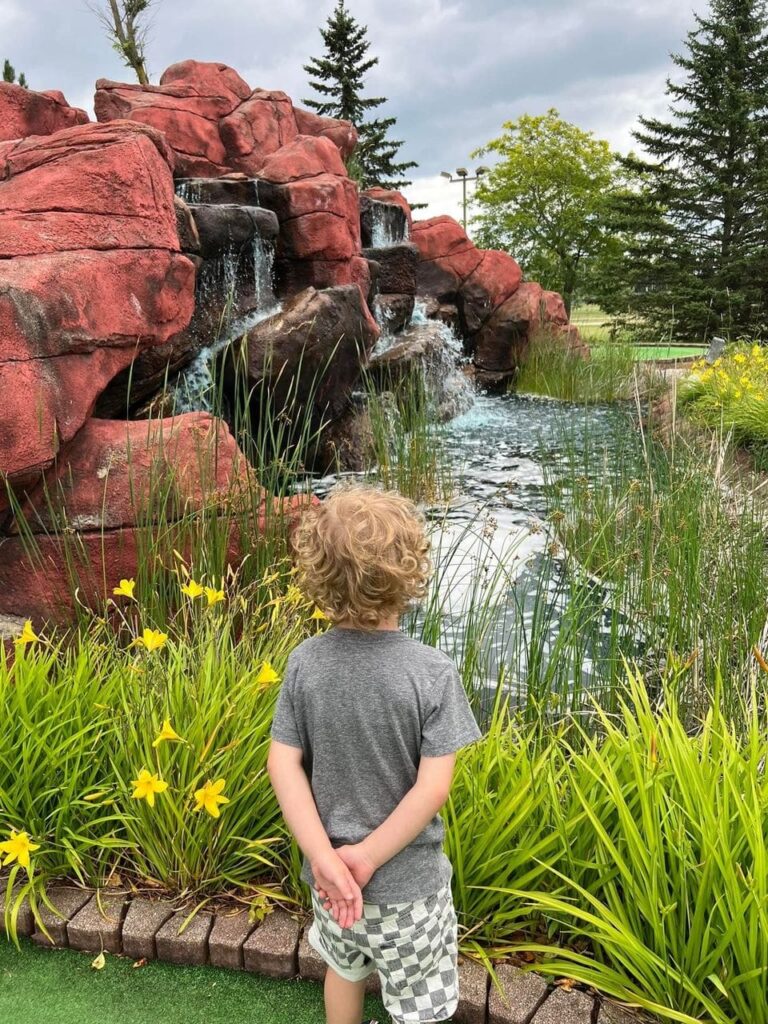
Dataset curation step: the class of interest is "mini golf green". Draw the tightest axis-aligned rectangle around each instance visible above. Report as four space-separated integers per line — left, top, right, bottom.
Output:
0 937 388 1024
633 345 707 361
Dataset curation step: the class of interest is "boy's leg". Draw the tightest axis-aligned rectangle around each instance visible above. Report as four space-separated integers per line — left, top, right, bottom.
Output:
324 965 367 1024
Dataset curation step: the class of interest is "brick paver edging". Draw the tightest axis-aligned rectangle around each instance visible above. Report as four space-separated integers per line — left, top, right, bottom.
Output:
3 883 644 1024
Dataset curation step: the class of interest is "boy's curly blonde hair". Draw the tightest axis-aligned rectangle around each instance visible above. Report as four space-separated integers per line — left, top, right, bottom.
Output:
292 486 431 629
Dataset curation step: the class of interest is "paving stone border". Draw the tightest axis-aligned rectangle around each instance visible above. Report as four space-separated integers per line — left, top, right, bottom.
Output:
2 881 649 1024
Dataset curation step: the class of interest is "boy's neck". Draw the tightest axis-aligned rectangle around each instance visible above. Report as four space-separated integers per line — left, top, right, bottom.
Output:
335 613 400 632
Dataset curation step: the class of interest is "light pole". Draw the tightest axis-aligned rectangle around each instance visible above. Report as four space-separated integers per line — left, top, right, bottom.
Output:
440 166 490 231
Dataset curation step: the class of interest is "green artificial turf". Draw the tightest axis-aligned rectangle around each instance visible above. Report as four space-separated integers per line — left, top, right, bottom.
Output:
0 938 388 1024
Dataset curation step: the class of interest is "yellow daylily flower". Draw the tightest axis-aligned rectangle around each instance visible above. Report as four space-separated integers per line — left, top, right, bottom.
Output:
194 778 230 818
181 579 205 600
15 620 39 646
130 769 169 807
310 607 329 621
113 578 137 600
255 661 280 686
285 584 304 605
204 587 225 608
152 719 183 748
0 829 40 870
132 628 168 652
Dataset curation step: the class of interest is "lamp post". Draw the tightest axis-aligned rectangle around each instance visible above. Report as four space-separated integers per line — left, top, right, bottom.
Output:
439 165 490 231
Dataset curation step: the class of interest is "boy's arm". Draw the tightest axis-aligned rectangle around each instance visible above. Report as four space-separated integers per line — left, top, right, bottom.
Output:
329 753 457 889
267 740 363 926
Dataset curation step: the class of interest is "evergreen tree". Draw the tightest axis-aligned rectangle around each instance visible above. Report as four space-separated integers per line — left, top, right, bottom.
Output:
303 1 416 190
611 0 768 341
3 60 27 87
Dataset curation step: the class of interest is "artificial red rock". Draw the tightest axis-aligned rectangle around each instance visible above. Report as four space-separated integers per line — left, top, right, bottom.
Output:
0 82 88 142
94 61 252 177
256 134 347 183
412 216 484 298
220 89 298 175
473 282 544 372
542 290 569 326
14 414 256 533
412 216 476 263
460 250 523 333
0 250 195 485
294 107 358 161
0 122 180 256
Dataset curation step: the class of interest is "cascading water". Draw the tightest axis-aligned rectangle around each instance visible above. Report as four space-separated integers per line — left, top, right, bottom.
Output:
369 203 409 247
172 234 279 413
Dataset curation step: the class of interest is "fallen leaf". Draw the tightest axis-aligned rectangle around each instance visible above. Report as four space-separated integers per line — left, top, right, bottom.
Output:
132 958 147 969
91 952 106 971
555 977 577 991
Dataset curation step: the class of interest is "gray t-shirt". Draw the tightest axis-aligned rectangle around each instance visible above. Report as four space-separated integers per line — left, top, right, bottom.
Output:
270 627 482 902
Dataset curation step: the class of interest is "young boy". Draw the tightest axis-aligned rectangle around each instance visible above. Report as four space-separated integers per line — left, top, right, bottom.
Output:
267 486 481 1024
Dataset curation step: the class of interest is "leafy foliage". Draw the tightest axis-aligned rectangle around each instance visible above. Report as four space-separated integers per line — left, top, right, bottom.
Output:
471 110 626 314
303 1 416 190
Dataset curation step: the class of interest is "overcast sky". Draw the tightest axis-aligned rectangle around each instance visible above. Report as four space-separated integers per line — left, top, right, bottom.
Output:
2 0 700 218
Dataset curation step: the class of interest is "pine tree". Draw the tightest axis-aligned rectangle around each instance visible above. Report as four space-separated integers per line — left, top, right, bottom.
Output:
611 0 768 341
3 59 27 87
303 1 416 190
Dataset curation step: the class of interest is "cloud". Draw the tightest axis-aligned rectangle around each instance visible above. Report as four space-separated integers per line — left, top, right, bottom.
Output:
7 0 697 219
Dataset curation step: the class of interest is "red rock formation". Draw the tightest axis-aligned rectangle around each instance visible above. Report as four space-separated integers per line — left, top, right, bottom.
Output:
0 121 196 490
94 61 357 177
362 187 414 234
0 83 88 142
411 215 582 374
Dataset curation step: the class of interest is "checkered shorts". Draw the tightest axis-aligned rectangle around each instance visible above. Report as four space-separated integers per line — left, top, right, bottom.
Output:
308 882 459 1023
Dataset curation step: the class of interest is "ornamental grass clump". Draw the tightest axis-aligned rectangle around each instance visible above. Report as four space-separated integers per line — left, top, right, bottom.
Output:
515 331 637 404
679 344 768 458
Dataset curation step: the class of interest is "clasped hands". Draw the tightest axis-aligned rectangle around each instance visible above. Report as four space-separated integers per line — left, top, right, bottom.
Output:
311 842 378 929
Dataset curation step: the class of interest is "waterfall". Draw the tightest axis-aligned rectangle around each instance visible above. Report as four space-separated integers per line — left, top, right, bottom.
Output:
175 180 203 204
369 203 408 248
171 235 278 413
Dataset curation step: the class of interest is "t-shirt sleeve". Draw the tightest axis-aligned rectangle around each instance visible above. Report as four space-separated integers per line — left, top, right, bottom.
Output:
420 664 482 757
270 656 303 749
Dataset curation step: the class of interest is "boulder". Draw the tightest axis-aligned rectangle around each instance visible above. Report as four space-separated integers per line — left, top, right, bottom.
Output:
256 134 347 183
12 414 256 533
0 120 195 489
0 249 195 486
0 83 88 142
362 244 418 295
460 250 523 333
225 284 379 432
375 294 415 335
294 107 357 161
473 282 544 372
188 204 279 259
0 121 181 256
219 90 299 175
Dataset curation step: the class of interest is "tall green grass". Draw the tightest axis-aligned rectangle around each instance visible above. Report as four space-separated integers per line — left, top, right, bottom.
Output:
515 331 637 403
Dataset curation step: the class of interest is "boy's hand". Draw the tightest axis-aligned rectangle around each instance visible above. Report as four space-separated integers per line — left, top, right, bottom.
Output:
311 850 363 928
333 843 378 889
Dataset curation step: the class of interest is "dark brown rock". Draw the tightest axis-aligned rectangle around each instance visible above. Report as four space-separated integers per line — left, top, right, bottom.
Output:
488 964 548 1024
532 987 594 1024
473 283 544 371
189 203 278 259
225 284 379 432
360 195 409 248
67 891 129 954
121 898 175 960
298 921 327 982
243 908 300 978
155 909 214 966
362 244 419 295
208 909 256 970
31 885 92 947
318 405 374 474
454 956 489 1024
375 293 415 335
174 195 200 254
